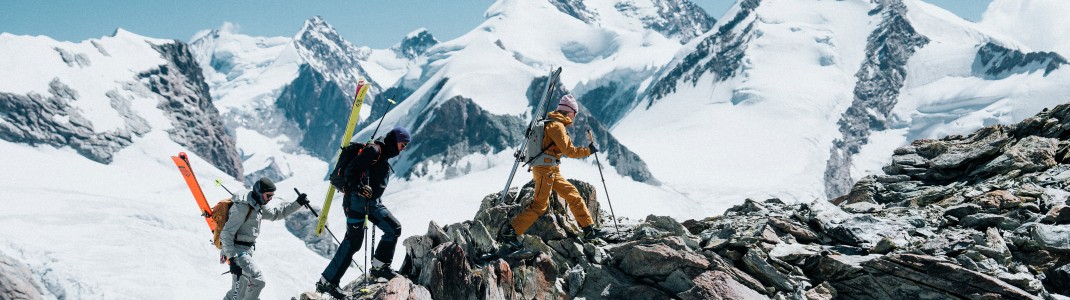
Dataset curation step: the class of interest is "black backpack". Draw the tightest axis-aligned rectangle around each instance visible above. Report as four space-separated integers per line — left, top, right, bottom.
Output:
329 142 380 192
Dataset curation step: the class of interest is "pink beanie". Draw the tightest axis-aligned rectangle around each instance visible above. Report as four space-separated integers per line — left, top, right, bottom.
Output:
557 94 578 113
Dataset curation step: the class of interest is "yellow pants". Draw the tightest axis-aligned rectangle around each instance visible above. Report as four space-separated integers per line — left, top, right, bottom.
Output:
510 165 594 234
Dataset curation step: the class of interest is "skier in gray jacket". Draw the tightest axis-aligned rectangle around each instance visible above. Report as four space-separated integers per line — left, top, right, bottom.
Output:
220 177 308 300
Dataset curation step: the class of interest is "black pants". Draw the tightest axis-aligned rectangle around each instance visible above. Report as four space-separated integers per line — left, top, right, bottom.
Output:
321 193 402 285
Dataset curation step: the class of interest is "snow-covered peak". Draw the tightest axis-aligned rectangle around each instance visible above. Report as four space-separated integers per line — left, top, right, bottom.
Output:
110 27 174 46
294 16 370 61
291 16 376 96
395 28 438 59
980 0 1070 57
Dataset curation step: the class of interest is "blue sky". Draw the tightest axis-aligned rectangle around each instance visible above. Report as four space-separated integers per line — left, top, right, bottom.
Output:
1 0 992 49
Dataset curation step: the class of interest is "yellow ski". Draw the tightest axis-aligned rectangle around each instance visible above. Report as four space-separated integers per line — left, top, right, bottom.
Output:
316 79 371 235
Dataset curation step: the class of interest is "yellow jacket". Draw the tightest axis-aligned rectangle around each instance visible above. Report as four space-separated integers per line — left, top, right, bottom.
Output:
543 111 591 159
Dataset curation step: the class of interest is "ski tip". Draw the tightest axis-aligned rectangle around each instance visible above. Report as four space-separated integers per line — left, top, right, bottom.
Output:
178 152 187 159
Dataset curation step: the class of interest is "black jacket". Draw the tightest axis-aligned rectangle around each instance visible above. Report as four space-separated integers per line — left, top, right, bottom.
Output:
343 142 391 199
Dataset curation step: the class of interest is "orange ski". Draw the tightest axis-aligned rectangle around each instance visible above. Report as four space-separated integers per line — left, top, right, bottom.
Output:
172 152 215 232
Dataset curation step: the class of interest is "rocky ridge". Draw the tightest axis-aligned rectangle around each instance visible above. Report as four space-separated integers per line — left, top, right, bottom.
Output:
296 101 1070 300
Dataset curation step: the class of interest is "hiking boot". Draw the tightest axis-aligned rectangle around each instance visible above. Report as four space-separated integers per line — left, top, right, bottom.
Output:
582 226 605 241
315 276 346 299
368 264 399 280
500 226 523 250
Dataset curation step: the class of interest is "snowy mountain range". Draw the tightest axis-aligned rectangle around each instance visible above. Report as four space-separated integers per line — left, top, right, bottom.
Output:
1 0 1068 298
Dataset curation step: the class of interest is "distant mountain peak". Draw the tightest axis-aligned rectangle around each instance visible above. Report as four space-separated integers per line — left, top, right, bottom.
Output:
548 0 714 43
292 16 371 73
395 28 438 59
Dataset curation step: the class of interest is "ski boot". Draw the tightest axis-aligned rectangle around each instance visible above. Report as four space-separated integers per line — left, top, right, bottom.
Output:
581 226 606 243
499 226 523 251
315 276 347 299
368 259 399 280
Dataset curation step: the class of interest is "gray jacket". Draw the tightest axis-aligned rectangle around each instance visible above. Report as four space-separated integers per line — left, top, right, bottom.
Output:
219 189 303 257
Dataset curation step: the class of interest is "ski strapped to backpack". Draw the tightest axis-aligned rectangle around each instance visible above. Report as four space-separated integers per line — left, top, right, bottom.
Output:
172 152 216 232
497 67 563 205
522 119 559 167
317 79 372 236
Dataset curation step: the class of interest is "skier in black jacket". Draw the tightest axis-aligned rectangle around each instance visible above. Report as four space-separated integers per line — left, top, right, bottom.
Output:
316 126 410 298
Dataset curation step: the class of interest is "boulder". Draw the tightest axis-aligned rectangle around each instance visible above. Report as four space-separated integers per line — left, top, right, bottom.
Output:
1047 263 1070 295
1042 205 1070 224
741 248 796 292
678 271 769 300
0 253 43 300
973 136 1059 176
767 217 820 244
860 254 1039 299
618 242 709 277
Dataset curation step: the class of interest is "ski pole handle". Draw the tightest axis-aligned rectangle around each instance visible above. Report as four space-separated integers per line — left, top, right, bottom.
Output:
214 179 234 195
586 128 596 145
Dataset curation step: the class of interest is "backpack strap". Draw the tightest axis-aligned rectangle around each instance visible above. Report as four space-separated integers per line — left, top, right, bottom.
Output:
232 201 255 247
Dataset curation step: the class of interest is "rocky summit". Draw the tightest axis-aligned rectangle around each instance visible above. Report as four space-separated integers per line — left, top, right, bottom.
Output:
297 103 1070 299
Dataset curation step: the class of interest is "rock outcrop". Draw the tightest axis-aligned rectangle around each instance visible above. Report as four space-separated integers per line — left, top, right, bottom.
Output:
298 102 1070 299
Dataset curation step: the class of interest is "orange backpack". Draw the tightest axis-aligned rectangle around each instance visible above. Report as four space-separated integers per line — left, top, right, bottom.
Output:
210 198 251 249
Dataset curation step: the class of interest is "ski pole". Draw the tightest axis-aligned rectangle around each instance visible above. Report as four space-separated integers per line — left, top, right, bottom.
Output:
369 96 398 142
361 208 370 294
214 179 235 195
586 129 620 234
294 188 364 273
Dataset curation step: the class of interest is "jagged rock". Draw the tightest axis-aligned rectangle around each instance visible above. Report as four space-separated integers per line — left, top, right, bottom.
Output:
1048 263 1070 295
804 282 836 300
426 221 450 245
0 253 43 300
1029 224 1070 253
927 126 1011 171
632 214 689 240
146 43 243 178
726 198 770 215
870 237 897 254
995 272 1044 294
944 203 982 219
767 217 820 244
678 271 769 300
972 136 1059 177
582 242 609 264
682 219 712 235
974 190 1024 211
741 248 796 292
960 213 1021 231
563 265 585 297
809 200 911 249
703 250 766 293
512 253 563 299
370 276 433 300
617 241 709 277
425 243 476 299
660 269 695 293
1043 205 1070 224
768 243 820 263
855 254 1039 299
843 201 883 214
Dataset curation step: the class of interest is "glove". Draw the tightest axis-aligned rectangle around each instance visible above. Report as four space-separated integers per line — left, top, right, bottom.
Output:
588 142 599 154
296 192 309 206
358 185 373 198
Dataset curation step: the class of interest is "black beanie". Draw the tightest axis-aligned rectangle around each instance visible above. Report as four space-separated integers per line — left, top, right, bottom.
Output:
254 177 276 194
